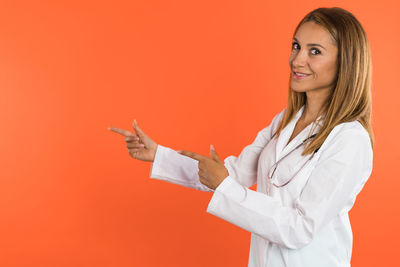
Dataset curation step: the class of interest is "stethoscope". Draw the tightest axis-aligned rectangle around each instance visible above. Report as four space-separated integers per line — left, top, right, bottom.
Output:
268 132 320 188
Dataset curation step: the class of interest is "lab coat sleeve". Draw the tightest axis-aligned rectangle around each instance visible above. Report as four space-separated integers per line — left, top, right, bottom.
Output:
206 125 373 249
149 144 214 192
149 110 286 192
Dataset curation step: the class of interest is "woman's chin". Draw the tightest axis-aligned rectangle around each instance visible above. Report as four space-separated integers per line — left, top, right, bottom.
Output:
290 87 308 93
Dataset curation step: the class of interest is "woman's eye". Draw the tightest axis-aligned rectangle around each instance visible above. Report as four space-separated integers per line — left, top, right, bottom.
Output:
292 42 321 55
311 48 321 55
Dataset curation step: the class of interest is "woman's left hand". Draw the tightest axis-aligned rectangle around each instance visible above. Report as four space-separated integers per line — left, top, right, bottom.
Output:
178 145 229 190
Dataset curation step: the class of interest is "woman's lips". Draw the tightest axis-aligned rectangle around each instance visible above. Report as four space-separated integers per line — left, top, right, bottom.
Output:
292 71 311 79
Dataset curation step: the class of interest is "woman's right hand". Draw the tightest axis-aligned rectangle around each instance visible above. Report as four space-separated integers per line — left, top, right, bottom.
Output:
108 119 158 162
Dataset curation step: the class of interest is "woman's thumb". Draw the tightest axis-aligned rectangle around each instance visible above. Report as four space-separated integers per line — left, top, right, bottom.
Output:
133 119 146 138
210 144 223 163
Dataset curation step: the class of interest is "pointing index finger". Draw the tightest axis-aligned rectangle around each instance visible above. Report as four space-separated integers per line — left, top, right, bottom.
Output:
178 150 206 161
108 127 135 137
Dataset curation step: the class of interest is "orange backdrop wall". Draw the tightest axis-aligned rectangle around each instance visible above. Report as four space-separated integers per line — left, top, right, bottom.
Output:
0 0 398 266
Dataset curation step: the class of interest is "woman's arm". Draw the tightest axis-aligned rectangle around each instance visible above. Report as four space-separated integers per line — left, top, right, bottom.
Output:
149 110 286 191
206 122 373 249
150 144 215 192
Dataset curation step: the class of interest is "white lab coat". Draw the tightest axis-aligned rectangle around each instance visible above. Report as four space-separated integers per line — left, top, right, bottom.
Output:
149 105 373 267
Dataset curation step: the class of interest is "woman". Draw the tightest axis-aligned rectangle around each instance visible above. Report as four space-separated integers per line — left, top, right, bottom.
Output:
109 7 374 267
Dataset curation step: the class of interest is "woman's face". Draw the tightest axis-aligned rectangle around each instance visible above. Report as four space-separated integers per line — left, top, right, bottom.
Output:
289 21 338 94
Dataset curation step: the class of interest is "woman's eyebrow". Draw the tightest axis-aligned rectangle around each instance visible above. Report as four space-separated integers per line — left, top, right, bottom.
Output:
293 37 326 50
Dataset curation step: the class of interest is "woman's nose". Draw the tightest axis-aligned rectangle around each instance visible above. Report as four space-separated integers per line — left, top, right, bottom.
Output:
291 50 308 67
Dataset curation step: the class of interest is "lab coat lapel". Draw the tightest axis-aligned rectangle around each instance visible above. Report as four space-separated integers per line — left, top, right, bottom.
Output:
275 106 305 162
275 106 324 162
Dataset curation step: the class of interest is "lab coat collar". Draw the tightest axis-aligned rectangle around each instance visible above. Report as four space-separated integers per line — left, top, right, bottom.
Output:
275 105 324 161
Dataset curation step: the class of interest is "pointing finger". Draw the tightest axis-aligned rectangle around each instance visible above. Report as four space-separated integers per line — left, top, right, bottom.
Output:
108 127 135 137
177 150 207 162
125 136 139 142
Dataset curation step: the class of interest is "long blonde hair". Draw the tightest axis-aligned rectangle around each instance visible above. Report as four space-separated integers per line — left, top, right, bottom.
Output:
275 7 374 155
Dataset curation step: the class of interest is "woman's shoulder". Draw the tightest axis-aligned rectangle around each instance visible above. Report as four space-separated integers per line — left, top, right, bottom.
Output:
270 107 287 127
253 108 287 140
330 120 369 139
320 120 372 154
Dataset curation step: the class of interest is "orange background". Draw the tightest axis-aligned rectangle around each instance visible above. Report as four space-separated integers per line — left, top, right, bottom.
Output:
0 0 398 266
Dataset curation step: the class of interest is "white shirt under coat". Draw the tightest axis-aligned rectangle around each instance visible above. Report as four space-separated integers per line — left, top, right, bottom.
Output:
149 106 373 267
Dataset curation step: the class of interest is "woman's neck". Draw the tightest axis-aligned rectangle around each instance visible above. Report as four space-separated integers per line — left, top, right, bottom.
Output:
301 90 330 123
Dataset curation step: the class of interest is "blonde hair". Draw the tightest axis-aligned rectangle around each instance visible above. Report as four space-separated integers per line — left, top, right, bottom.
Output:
275 7 374 155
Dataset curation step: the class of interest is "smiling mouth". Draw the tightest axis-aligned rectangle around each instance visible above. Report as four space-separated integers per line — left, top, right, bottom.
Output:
292 71 311 79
